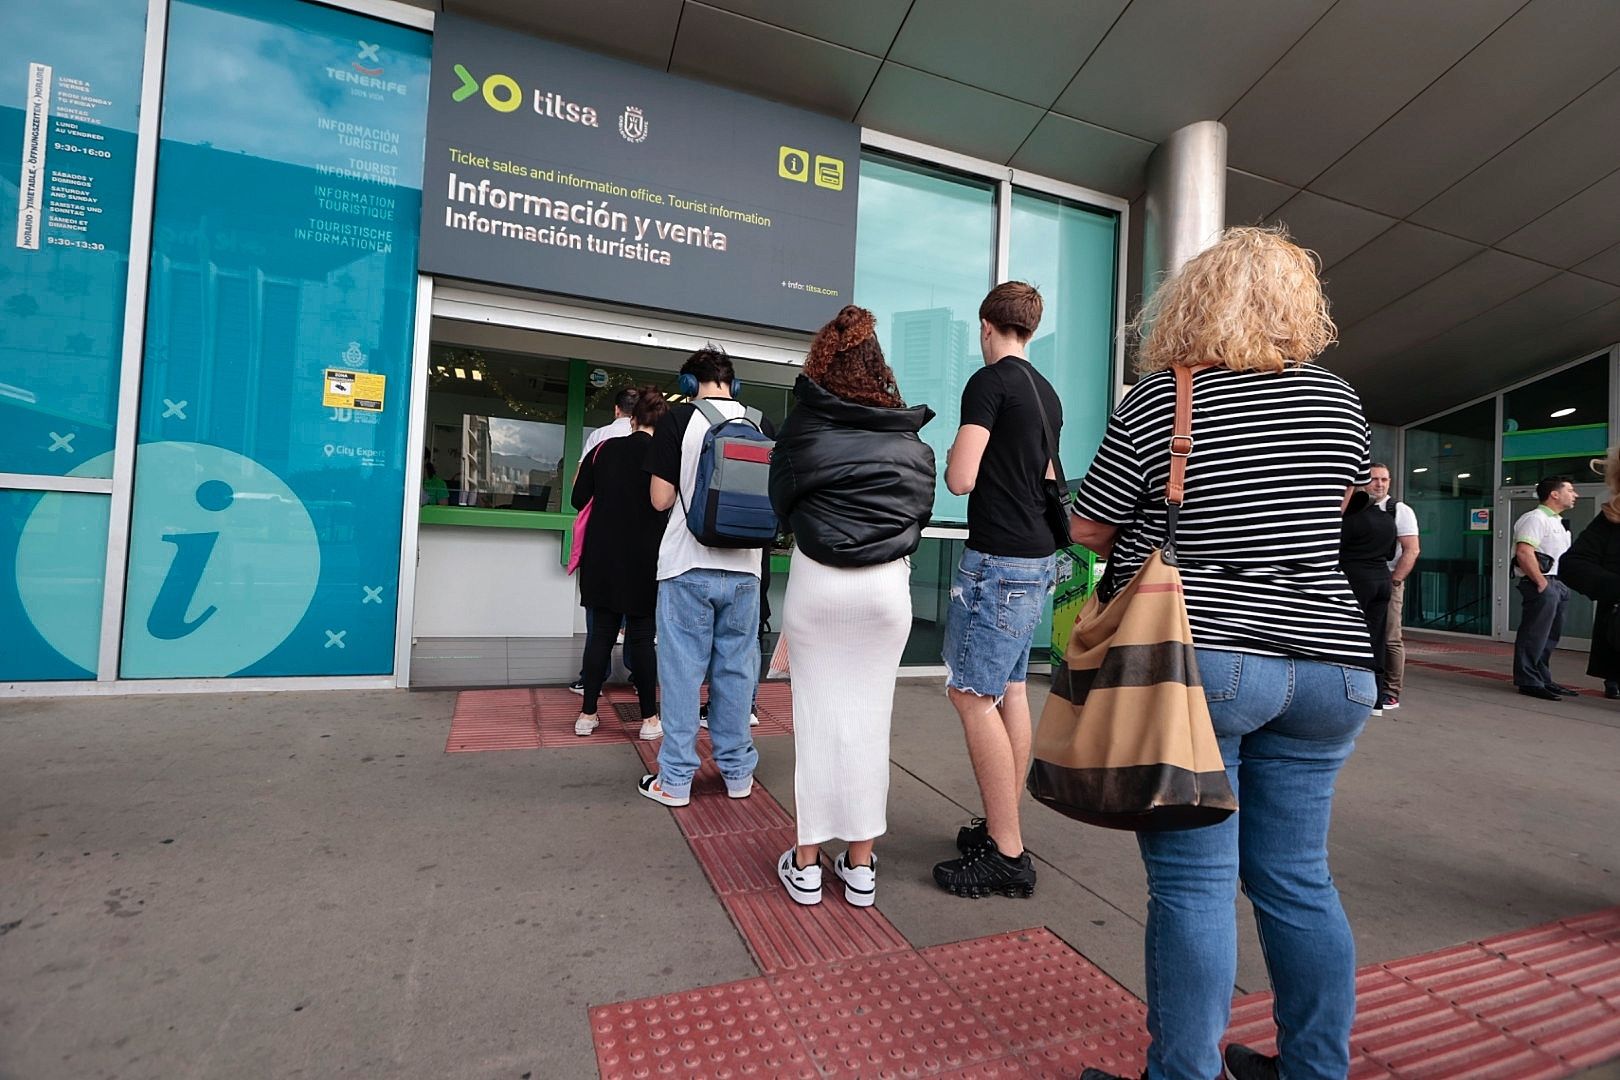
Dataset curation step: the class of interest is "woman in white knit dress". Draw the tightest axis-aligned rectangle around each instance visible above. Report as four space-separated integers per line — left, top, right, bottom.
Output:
767 307 936 907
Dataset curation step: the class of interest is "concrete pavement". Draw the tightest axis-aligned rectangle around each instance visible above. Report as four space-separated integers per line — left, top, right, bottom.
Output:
2 648 1617 1079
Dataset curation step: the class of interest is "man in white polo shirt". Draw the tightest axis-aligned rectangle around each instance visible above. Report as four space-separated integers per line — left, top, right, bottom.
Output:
1366 464 1420 710
1512 475 1579 701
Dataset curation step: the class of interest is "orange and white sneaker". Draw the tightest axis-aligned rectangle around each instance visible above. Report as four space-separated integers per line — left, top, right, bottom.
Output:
637 774 689 807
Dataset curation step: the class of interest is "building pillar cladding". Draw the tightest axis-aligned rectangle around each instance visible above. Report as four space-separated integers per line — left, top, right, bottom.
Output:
1142 120 1227 294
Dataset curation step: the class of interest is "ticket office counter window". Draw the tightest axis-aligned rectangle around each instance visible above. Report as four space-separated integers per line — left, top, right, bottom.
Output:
420 345 797 533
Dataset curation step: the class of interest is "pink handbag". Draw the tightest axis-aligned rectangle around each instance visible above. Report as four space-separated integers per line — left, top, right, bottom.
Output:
566 445 604 575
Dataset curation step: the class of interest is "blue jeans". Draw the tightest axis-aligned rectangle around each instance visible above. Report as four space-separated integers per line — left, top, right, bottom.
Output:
655 569 760 798
942 548 1055 697
1138 648 1374 1080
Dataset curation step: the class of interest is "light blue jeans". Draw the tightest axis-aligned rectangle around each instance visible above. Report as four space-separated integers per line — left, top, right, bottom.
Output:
1138 648 1374 1080
655 568 760 798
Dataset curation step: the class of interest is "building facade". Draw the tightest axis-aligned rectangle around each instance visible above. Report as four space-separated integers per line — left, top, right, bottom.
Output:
1 0 1125 692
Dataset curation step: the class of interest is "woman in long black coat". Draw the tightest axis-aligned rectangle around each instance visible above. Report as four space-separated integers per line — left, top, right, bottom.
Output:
1560 452 1620 698
569 387 670 736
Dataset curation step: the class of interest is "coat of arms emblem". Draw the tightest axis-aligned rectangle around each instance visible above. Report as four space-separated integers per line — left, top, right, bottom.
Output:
618 106 648 143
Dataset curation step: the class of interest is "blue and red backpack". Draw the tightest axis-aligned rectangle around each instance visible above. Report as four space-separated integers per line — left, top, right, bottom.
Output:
682 399 777 548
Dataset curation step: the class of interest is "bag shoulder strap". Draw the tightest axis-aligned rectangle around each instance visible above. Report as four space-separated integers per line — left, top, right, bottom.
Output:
1011 360 1066 486
1162 365 1196 563
693 398 727 428
1166 365 1194 506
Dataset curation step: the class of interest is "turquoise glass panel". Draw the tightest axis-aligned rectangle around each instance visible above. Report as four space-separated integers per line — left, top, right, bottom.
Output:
0 0 147 476
1009 189 1119 481
0 485 109 680
121 0 429 678
854 155 995 524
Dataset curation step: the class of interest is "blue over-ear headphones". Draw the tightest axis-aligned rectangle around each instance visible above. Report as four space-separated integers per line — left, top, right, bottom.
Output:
678 371 742 398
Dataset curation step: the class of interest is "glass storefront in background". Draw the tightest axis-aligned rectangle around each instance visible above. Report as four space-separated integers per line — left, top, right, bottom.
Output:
122 0 430 678
1404 399 1495 635
1501 354 1610 488
854 155 997 524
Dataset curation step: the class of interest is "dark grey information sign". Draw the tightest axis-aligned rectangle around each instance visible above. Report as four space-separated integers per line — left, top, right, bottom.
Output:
418 16 860 333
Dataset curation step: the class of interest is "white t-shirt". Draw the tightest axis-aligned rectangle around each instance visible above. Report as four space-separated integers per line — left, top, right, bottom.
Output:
1375 496 1419 571
580 416 632 460
1513 506 1572 576
647 399 768 582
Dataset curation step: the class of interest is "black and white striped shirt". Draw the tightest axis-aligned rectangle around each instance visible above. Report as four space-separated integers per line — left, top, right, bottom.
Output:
1073 364 1375 668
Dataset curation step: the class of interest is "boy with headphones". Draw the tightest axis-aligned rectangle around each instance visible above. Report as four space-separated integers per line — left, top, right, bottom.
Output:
639 346 775 807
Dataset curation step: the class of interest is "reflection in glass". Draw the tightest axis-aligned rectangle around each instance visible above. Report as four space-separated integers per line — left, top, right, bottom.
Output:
855 155 995 523
0 0 148 477
1009 189 1119 481
1404 400 1495 634
1500 355 1609 488
426 346 569 512
126 0 430 677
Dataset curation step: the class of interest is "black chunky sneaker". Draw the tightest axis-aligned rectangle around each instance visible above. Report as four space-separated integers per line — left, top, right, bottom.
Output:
932 838 1036 898
955 816 988 854
1224 1043 1280 1080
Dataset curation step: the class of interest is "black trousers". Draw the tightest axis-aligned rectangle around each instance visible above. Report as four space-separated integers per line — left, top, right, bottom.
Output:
1344 565 1391 700
582 608 658 719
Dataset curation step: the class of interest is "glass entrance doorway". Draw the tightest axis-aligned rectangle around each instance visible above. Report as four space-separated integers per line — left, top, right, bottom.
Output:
1493 484 1605 645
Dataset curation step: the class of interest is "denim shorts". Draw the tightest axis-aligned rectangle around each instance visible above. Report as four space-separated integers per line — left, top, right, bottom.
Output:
942 548 1055 698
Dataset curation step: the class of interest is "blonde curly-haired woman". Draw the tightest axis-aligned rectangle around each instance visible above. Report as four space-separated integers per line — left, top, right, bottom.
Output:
1072 227 1377 1080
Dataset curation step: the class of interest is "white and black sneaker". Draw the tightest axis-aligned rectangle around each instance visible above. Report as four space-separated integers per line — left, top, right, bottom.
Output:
777 849 822 906
833 852 876 907
637 774 689 808
567 679 584 695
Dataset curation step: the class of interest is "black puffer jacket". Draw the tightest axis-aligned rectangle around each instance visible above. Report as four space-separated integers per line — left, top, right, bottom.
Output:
769 376 935 567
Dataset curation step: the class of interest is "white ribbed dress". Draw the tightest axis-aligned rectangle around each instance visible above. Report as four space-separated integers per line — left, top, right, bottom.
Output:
782 551 912 846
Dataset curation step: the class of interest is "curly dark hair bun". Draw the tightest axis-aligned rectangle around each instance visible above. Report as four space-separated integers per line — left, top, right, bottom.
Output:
805 305 903 409
832 305 876 352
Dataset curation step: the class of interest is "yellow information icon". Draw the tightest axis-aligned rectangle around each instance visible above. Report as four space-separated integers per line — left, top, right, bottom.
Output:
814 155 845 191
778 146 809 183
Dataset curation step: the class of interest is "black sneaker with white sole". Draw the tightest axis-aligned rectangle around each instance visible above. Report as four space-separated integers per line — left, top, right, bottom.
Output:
567 679 584 695
932 838 1036 899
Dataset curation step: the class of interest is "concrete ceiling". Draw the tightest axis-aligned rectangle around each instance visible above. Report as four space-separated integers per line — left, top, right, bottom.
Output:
403 0 1620 425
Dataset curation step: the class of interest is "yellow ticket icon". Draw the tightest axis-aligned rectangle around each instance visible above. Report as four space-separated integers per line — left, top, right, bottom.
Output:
814 155 845 191
778 146 809 182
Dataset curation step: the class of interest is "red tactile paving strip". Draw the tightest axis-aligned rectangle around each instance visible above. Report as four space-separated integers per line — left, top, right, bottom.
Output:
1226 908 1620 1077
593 929 1148 1080
445 688 540 752
449 682 795 755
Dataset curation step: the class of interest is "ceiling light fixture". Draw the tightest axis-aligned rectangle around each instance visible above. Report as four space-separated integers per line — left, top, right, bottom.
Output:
1551 407 1577 418
1412 467 1429 474
1456 472 1472 479
454 367 467 380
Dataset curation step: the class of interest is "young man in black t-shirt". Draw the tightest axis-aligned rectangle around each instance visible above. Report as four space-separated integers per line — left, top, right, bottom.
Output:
934 282 1062 899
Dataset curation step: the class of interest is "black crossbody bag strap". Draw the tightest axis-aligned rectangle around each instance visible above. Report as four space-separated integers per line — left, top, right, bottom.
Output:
1013 362 1067 491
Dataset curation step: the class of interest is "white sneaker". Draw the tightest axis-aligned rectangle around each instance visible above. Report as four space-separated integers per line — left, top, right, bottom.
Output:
749 712 760 727
834 852 876 907
574 713 599 736
777 849 822 905
637 774 689 808
726 776 754 800
638 717 663 741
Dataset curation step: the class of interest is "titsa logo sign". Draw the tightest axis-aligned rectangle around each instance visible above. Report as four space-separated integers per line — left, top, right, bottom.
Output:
451 63 599 126
418 15 858 333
